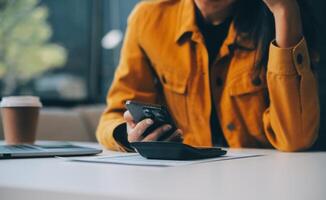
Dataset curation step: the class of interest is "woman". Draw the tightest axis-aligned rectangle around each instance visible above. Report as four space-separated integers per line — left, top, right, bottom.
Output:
96 0 319 152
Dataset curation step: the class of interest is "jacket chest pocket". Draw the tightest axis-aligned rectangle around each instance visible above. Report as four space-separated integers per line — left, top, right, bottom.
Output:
156 66 190 131
227 70 269 137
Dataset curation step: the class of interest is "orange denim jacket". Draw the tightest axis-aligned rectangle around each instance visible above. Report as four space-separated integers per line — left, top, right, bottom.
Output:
96 0 320 152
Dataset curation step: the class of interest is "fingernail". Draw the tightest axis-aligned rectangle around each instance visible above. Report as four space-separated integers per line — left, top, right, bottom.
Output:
163 125 172 131
146 119 153 125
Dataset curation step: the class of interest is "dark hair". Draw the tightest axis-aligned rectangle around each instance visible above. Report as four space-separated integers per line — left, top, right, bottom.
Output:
232 0 318 73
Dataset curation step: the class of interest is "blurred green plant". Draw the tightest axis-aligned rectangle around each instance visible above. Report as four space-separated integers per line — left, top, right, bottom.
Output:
0 0 67 95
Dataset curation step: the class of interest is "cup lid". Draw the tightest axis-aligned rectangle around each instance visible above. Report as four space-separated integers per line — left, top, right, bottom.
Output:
0 96 43 108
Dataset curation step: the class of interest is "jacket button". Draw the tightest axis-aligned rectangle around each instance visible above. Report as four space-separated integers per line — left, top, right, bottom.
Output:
216 77 223 86
162 75 167 84
296 53 303 65
252 77 261 86
227 123 236 131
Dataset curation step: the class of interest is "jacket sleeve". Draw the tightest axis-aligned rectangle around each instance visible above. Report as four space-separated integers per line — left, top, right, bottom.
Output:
96 4 158 151
263 38 320 152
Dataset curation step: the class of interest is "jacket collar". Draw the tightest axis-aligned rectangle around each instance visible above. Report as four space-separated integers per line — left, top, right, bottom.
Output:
174 0 198 43
175 0 255 56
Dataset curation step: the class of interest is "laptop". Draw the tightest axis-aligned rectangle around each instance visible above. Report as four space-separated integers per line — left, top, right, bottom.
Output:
0 141 102 159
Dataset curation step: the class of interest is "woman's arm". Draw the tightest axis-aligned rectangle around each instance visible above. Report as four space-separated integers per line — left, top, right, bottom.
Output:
261 0 320 151
96 3 159 151
263 0 302 48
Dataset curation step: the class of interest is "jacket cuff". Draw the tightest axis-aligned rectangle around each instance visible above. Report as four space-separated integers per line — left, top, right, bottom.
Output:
112 122 135 152
267 37 311 75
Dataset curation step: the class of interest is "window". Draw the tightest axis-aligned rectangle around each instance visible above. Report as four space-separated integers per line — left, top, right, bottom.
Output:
0 0 139 106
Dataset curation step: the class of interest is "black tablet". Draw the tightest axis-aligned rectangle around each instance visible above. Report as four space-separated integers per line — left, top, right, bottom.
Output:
130 142 227 160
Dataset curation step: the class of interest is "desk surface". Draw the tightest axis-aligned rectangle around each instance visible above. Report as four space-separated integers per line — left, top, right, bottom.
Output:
0 142 325 200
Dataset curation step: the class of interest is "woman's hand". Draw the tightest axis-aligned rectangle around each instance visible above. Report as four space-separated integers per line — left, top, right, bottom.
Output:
262 0 303 48
123 110 183 143
262 0 296 14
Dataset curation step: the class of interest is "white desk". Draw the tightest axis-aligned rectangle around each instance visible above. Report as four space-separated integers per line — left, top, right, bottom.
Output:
1 142 325 200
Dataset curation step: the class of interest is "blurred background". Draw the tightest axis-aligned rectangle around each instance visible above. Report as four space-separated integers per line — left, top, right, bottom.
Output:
0 0 326 148
0 0 139 105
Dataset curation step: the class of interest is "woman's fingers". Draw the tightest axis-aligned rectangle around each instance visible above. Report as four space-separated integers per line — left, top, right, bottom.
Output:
125 110 184 143
123 110 136 128
128 118 153 142
164 129 183 142
142 124 172 142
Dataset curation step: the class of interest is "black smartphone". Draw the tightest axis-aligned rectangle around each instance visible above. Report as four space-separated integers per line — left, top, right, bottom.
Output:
125 100 177 140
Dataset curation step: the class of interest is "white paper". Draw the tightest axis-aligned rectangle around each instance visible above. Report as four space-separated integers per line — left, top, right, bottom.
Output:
61 152 261 167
